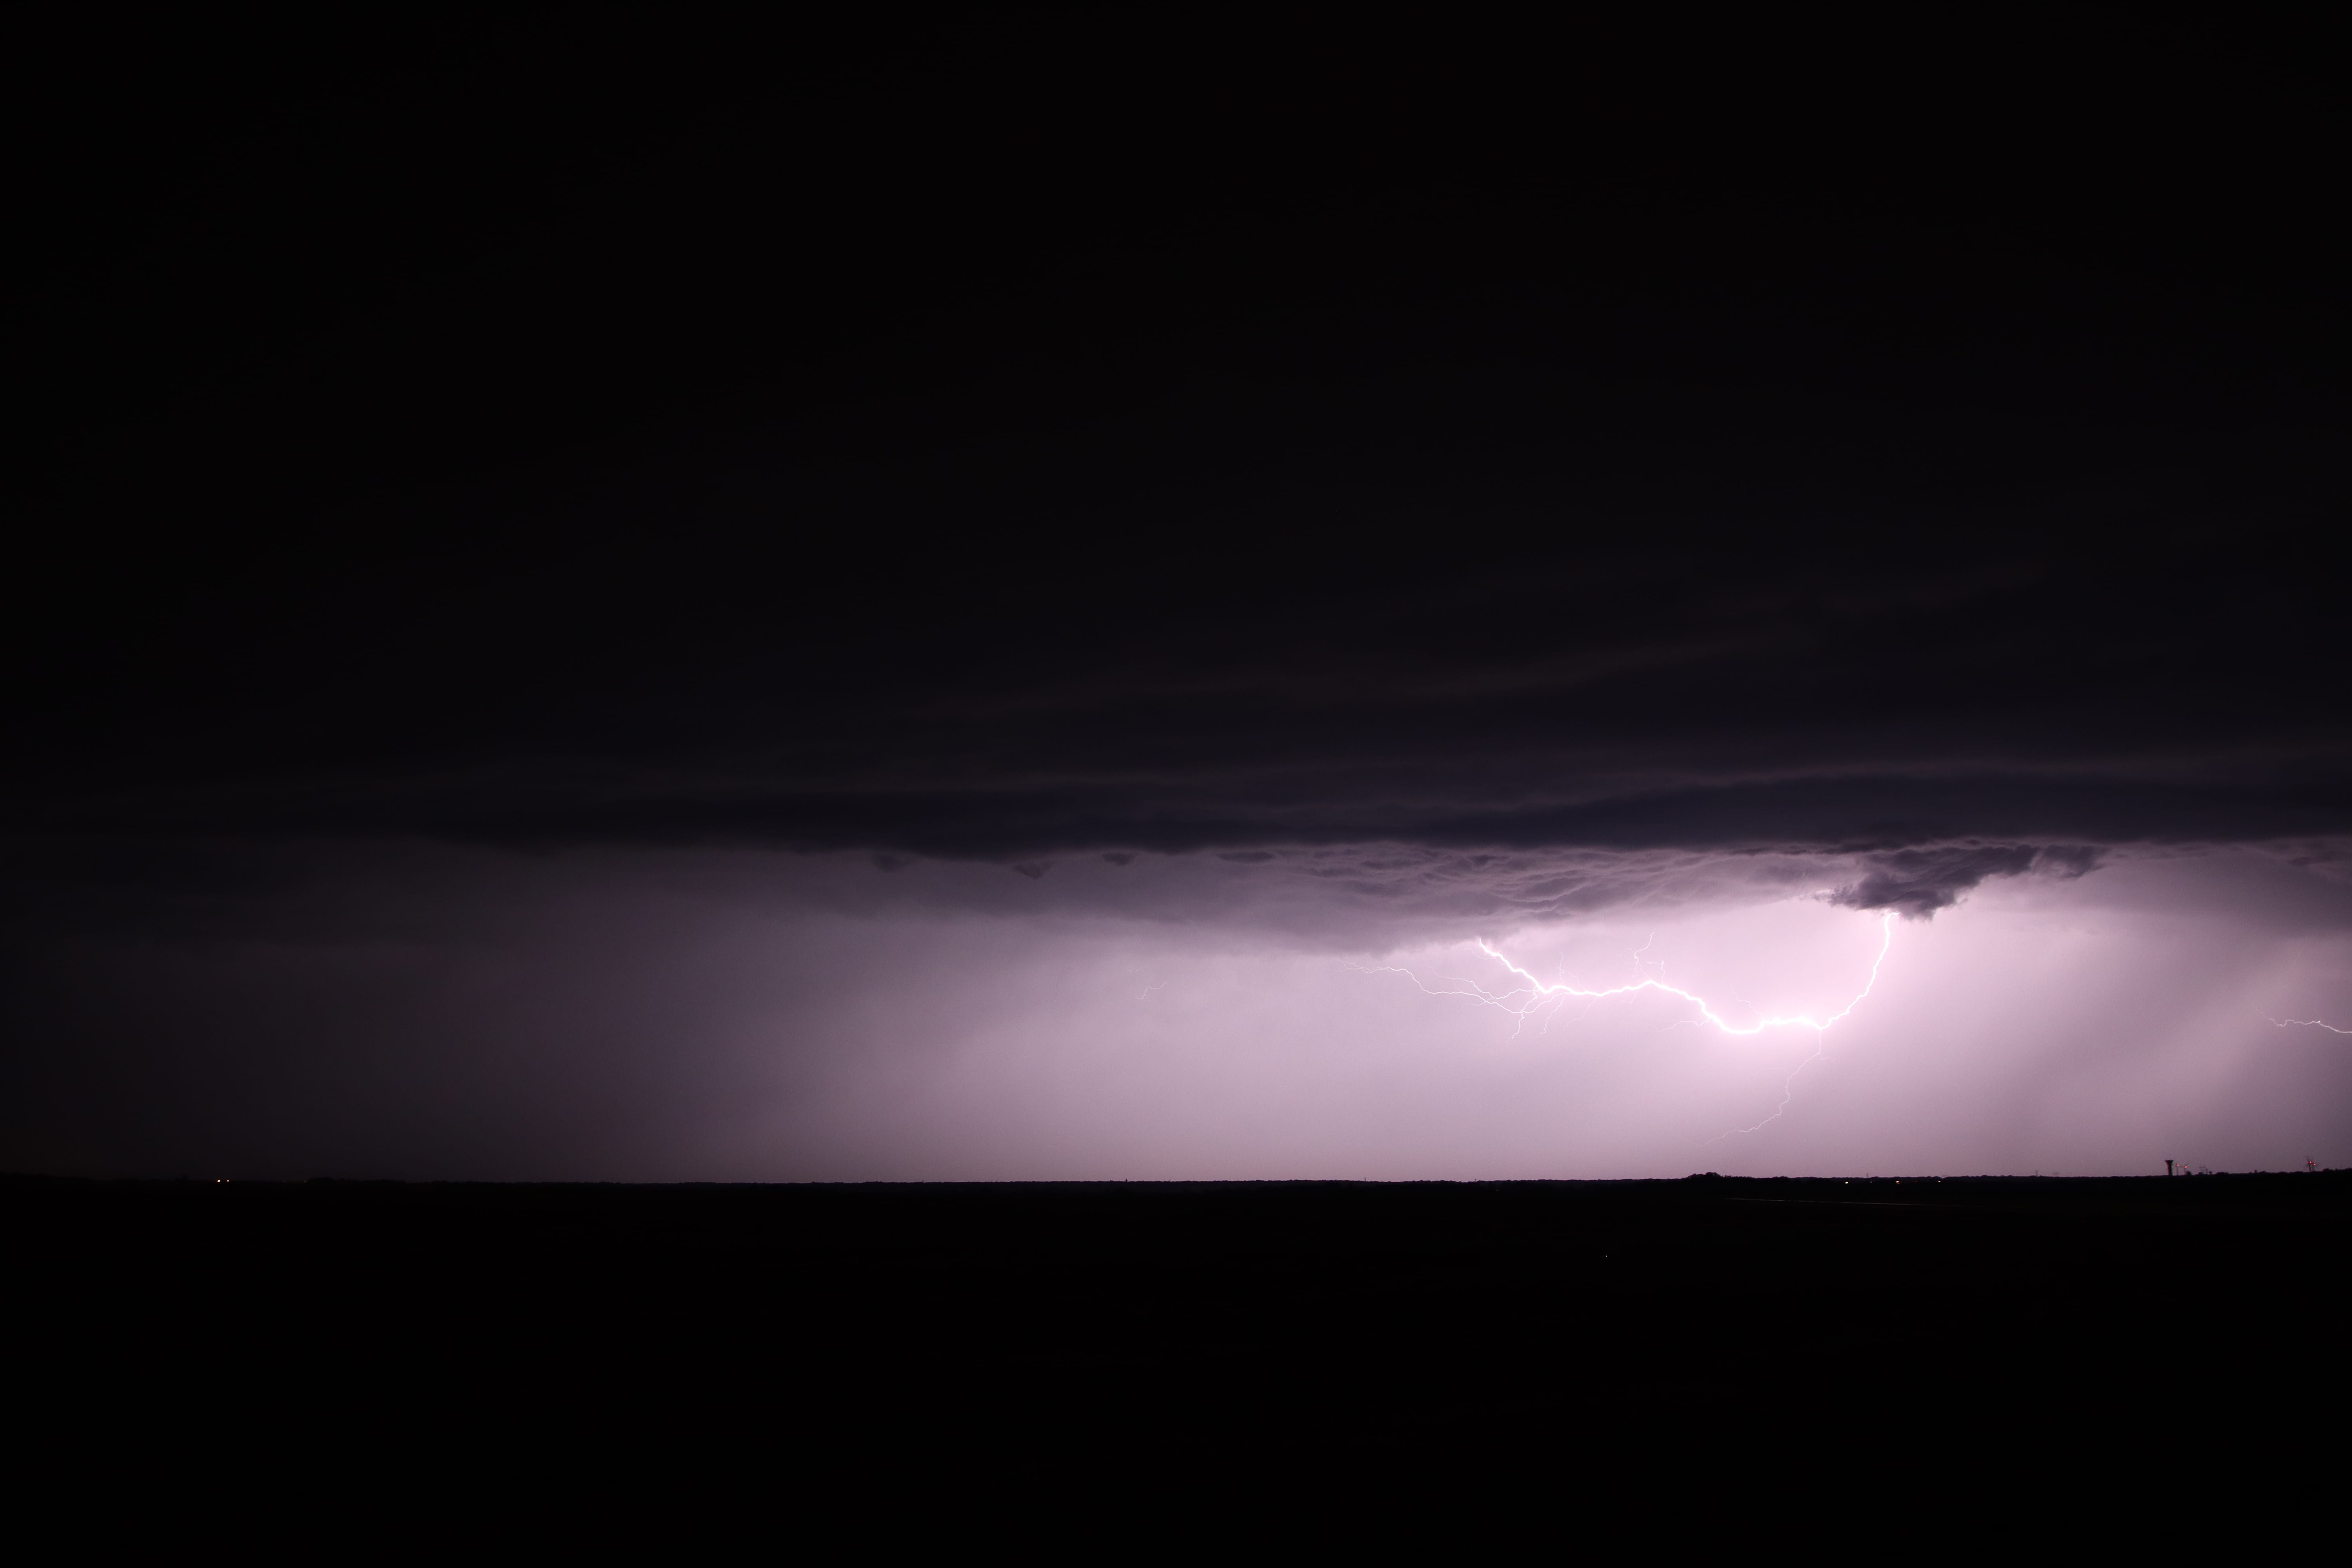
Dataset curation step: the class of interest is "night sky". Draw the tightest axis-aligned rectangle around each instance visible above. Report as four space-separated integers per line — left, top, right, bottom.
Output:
6 10 2349 1178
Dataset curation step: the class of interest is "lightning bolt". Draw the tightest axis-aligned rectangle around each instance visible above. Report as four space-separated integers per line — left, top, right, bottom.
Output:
2266 1015 2352 1034
1365 911 1894 1039
1359 911 1896 1135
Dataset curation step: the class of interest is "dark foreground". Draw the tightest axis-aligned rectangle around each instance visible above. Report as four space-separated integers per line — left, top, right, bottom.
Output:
11 1172 2346 1535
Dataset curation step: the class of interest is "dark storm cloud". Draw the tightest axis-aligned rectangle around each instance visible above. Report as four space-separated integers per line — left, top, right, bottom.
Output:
1829 844 2103 918
13 260 2345 869
6 12 2344 882
6 9 2350 1180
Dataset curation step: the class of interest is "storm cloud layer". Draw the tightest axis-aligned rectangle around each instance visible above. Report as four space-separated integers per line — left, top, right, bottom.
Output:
13 318 2346 871
11 13 2348 872
4 13 2348 1178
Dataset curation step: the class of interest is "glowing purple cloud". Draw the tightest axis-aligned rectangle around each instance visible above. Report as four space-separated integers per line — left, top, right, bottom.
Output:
8 841 2351 1181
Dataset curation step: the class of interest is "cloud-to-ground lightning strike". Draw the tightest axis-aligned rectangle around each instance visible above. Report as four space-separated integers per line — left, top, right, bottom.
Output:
1361 911 1897 1135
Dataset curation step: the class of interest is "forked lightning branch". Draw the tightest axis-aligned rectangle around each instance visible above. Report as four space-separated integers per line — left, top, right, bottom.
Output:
1360 911 1897 1136
1362 911 1895 1040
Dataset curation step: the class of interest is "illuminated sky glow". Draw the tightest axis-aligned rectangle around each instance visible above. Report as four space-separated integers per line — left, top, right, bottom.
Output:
1363 911 1895 1038
8 18 2345 1186
9 843 2349 1182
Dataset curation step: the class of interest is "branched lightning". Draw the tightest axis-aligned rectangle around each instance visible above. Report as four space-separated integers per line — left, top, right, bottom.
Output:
2265 1014 2352 1034
1358 911 1896 1136
1362 911 1895 1040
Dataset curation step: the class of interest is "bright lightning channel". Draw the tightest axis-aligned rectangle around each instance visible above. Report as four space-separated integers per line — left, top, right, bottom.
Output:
2266 1015 2352 1034
1361 911 1896 1137
1366 911 1895 1040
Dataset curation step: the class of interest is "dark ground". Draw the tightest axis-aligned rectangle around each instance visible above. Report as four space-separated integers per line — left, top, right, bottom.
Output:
10 1172 2344 1537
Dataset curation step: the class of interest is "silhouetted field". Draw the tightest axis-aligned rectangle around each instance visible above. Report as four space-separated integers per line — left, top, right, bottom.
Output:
11 1173 2344 1525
